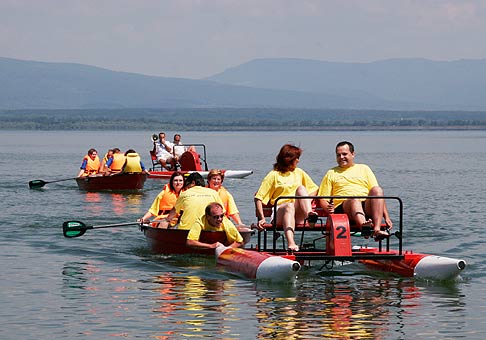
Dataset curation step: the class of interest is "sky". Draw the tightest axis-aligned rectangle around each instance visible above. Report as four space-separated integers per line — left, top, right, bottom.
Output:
1 0 486 79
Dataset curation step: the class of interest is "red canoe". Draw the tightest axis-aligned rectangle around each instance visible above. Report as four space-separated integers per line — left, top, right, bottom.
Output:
75 173 147 191
141 225 254 255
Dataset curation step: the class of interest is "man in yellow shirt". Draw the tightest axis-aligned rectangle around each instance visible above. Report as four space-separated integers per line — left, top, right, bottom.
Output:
158 172 224 230
318 141 392 240
186 202 244 250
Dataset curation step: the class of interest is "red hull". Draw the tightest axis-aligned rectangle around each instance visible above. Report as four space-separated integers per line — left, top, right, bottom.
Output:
142 225 253 255
76 173 147 191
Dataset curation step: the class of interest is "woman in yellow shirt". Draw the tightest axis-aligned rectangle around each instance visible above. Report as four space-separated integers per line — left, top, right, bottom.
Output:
254 144 318 252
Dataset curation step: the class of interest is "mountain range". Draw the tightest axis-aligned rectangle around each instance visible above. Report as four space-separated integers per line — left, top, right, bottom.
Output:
1 56 486 110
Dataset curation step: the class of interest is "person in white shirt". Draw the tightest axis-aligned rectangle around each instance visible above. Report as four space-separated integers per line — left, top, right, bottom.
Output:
153 132 175 170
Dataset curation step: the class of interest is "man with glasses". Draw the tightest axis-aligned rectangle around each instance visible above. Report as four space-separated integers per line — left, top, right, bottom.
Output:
186 202 244 250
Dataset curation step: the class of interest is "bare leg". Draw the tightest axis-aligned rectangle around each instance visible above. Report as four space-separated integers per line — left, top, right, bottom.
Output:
294 185 314 225
364 186 388 238
343 199 371 227
276 203 299 251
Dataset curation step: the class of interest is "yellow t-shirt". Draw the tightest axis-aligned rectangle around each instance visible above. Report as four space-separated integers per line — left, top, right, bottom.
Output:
187 215 243 244
318 163 379 207
255 168 318 206
174 186 224 230
217 186 239 217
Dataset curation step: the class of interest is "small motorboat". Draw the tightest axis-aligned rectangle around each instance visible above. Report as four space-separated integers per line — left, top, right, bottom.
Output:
75 172 147 191
148 143 252 180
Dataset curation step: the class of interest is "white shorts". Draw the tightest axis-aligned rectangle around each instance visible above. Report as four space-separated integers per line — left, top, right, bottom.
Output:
157 153 173 162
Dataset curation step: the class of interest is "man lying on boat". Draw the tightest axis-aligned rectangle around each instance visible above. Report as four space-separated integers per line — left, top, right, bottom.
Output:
186 202 244 250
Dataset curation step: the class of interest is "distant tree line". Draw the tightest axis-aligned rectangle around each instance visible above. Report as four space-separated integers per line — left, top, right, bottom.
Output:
1 108 486 130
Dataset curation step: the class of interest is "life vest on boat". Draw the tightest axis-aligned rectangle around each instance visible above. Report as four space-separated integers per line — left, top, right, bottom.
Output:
157 185 178 214
123 153 142 173
110 153 126 171
82 155 100 176
150 184 180 227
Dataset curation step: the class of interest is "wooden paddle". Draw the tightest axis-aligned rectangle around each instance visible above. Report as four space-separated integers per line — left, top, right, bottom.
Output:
28 177 78 189
62 220 144 238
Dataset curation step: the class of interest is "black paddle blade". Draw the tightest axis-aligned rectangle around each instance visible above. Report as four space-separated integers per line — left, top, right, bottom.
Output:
29 180 46 189
63 221 89 238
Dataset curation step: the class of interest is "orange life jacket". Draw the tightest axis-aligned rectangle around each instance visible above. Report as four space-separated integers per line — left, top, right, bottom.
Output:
83 155 100 175
110 153 126 171
157 185 178 214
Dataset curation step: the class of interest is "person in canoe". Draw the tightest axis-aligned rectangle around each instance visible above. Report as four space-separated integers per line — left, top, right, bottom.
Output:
157 172 224 230
139 171 185 227
207 169 243 225
77 148 101 177
153 132 175 170
317 141 393 241
254 144 318 252
112 149 149 175
103 148 126 175
186 202 244 250
99 148 114 173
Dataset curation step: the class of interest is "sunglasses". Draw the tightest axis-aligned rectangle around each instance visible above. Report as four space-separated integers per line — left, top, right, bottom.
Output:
210 214 224 219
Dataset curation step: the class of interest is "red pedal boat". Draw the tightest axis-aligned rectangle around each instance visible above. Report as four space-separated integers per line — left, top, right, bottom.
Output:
213 195 466 281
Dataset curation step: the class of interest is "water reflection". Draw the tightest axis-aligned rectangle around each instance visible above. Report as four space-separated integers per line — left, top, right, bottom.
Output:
144 267 469 339
151 273 229 339
81 192 144 216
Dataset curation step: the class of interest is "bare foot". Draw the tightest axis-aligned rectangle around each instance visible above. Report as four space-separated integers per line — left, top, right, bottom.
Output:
360 219 374 238
373 230 390 241
287 244 299 253
307 211 318 227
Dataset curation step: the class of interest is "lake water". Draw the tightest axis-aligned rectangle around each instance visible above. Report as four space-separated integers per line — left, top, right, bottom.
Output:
1 130 486 339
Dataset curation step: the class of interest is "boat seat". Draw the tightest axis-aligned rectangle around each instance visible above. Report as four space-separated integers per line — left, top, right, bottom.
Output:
149 150 162 171
179 150 203 171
